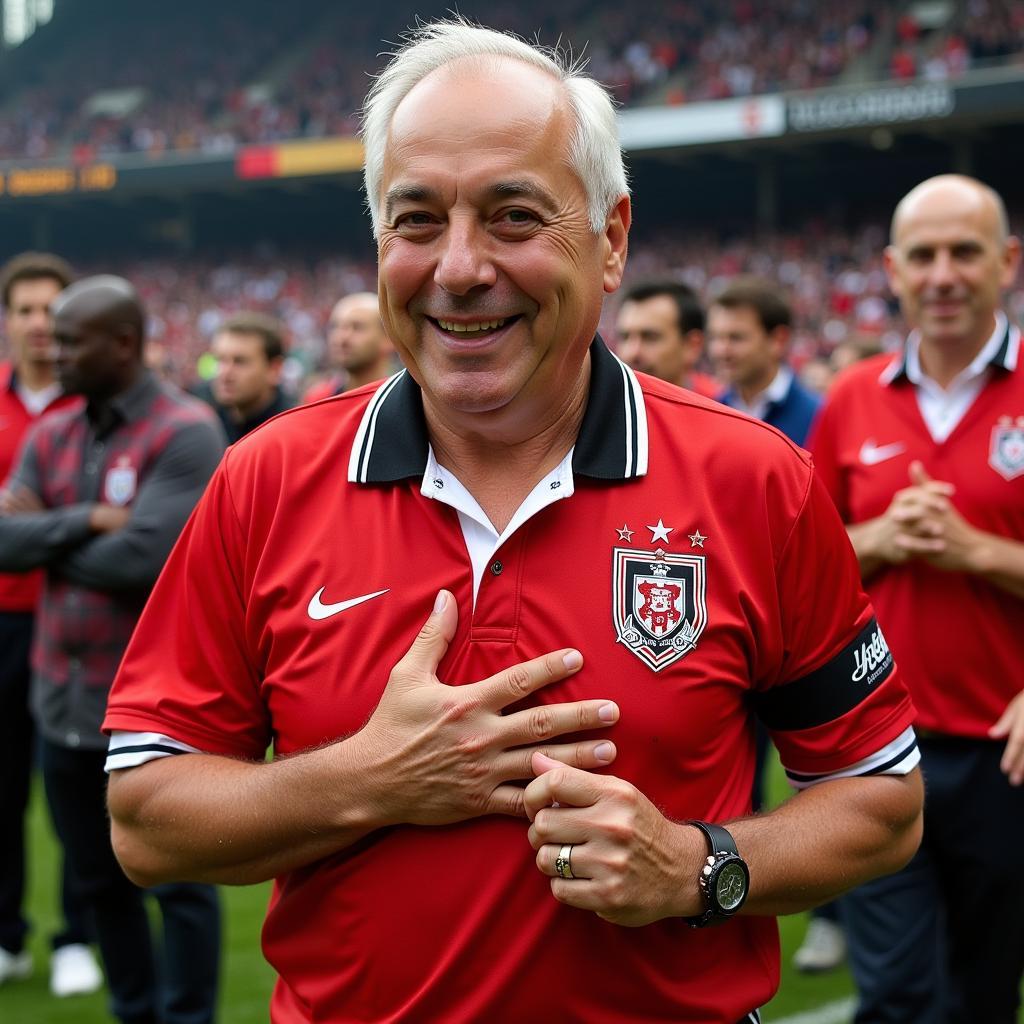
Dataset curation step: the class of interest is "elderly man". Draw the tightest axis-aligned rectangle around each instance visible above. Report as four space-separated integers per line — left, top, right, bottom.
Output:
810 175 1024 1023
103 22 923 1024
304 291 395 402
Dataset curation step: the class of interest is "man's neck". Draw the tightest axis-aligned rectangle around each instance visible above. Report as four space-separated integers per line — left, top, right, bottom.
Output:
15 358 56 392
425 357 591 534
917 315 999 390
737 367 778 407
231 389 275 424
346 361 392 392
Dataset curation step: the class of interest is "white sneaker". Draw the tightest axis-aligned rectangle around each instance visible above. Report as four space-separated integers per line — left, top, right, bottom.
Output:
793 916 847 973
50 943 103 997
0 945 32 984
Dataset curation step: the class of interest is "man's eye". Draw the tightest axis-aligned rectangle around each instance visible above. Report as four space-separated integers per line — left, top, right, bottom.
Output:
395 213 435 230
503 209 537 225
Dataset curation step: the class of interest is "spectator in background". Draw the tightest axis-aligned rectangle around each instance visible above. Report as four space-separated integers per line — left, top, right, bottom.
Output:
210 311 294 442
0 253 102 998
614 280 720 397
709 277 821 446
811 174 1024 1023
303 291 395 402
0 276 226 1024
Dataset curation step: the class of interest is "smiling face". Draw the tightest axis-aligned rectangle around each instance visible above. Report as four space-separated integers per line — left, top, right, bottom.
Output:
885 178 1021 351
375 58 628 435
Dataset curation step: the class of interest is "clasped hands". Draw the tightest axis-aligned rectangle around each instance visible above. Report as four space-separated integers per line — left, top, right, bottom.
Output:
357 589 700 925
877 460 979 572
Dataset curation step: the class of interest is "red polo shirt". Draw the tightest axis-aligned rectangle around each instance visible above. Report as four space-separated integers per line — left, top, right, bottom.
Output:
809 323 1024 737
0 362 80 611
106 339 915 1023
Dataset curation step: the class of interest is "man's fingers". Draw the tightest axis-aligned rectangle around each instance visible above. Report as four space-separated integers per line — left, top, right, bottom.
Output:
523 753 610 818
471 648 585 708
894 533 946 555
528 806 596 849
908 460 955 495
500 699 619 748
391 590 458 679
536 841 592 880
499 740 616 783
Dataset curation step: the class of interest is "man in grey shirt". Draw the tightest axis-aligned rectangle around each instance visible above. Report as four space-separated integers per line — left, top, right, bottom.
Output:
0 276 226 1024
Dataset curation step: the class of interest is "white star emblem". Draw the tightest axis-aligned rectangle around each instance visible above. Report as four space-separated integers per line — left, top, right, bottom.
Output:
647 519 673 544
616 524 634 542
688 529 706 548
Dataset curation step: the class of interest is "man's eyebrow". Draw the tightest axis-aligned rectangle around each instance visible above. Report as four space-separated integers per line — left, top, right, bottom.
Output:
383 184 439 223
489 180 560 213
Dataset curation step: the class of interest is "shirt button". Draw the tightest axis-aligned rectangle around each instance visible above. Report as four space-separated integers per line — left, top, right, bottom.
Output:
490 560 504 576
66 731 80 748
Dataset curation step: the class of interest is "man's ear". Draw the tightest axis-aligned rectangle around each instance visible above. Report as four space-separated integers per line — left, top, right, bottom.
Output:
602 195 631 295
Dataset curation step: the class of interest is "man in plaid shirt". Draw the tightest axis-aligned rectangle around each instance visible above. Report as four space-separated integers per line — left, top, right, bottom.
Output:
0 275 226 1024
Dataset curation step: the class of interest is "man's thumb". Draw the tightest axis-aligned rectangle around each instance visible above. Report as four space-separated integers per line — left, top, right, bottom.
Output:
400 590 458 675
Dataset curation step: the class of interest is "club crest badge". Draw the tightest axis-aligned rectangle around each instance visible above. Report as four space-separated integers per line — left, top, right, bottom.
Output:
990 417 1024 481
612 546 707 672
104 455 137 507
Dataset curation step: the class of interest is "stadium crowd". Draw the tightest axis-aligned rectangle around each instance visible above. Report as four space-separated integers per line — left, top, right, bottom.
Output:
2 0 1023 160
28 215 1018 402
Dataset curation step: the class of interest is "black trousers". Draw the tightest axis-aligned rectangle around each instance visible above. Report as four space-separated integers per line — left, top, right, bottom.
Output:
0 610 91 955
842 735 1024 1024
40 738 221 1024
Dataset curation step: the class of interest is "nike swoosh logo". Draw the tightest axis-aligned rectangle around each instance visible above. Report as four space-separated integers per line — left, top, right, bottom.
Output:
859 439 906 466
307 587 390 620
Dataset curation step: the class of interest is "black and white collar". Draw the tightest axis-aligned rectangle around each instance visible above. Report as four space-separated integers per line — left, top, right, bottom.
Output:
880 313 1020 386
347 336 649 484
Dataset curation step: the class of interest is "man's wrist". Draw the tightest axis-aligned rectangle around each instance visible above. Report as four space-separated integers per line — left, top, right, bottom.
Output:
669 821 712 918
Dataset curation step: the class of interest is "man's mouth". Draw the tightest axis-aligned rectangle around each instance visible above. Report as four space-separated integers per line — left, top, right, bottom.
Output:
429 316 519 340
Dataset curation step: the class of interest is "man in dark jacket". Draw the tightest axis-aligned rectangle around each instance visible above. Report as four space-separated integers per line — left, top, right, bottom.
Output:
0 275 226 1024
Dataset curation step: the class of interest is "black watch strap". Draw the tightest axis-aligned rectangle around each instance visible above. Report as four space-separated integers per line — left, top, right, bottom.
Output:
688 819 739 857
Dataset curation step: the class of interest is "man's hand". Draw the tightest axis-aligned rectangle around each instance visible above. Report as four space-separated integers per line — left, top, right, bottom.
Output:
353 591 619 827
0 484 44 515
524 753 701 926
89 504 131 533
990 692 1024 786
857 462 955 566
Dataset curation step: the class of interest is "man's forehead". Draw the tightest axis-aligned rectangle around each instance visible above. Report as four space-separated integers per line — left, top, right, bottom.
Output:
385 58 567 164
893 185 999 246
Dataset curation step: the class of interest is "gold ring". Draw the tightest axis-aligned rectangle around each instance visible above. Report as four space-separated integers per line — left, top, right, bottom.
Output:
555 843 575 879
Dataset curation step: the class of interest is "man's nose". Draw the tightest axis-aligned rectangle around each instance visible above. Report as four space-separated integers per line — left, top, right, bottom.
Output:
927 250 958 289
433 218 497 295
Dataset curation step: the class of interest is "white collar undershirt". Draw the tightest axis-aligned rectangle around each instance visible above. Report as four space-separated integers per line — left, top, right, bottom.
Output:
905 312 1006 443
421 445 575 605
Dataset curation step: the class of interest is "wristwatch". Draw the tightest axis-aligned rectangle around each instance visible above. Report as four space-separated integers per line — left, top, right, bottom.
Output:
685 820 749 928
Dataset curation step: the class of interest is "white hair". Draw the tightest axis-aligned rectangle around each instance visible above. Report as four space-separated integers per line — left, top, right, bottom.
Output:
360 19 629 238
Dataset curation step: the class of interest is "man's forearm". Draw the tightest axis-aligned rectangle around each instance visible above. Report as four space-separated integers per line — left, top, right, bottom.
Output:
845 518 889 580
0 505 95 572
966 531 1024 599
731 769 923 917
108 740 384 887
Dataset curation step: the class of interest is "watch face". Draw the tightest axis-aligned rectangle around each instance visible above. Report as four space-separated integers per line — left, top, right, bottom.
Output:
715 861 748 912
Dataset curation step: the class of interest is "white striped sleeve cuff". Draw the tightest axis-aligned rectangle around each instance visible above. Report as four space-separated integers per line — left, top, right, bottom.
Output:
105 730 202 773
784 726 920 790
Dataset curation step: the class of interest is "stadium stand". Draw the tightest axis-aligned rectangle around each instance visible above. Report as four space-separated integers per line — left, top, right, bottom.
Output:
5 0 1023 157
